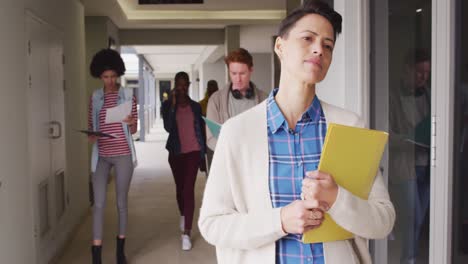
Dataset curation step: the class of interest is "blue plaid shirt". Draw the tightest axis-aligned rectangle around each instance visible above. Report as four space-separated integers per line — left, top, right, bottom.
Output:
267 89 326 264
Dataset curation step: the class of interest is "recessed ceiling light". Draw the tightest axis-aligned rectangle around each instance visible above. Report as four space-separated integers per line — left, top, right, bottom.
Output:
416 8 423 13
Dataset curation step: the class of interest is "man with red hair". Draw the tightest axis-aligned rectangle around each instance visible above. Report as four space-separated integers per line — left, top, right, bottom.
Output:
206 48 267 150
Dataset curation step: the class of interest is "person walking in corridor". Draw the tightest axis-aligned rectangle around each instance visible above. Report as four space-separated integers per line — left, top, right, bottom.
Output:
88 48 138 264
199 1 395 263
199 80 219 117
205 48 268 151
199 79 219 174
162 71 206 251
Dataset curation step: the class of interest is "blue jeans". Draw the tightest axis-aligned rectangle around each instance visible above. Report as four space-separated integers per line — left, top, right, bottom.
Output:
415 166 430 243
397 179 417 262
398 165 430 263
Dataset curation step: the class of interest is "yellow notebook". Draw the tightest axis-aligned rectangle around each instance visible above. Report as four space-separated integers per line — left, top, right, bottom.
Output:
302 123 388 243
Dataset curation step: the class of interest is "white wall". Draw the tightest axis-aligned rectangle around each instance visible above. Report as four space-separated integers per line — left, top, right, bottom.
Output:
240 25 277 53
251 53 273 92
0 2 33 263
200 58 227 93
190 68 201 101
0 0 88 263
317 0 369 120
107 18 120 49
240 26 277 93
316 1 346 111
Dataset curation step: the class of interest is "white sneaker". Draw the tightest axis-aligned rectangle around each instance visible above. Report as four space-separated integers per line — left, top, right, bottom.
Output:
179 216 185 232
181 234 192 251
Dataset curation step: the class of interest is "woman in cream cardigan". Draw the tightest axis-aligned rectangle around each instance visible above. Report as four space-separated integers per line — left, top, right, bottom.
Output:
198 1 395 263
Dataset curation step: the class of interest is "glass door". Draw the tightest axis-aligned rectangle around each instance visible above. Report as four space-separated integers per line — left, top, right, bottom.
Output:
371 0 432 263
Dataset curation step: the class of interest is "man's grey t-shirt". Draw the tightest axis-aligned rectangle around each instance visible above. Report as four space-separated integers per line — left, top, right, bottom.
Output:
228 91 257 117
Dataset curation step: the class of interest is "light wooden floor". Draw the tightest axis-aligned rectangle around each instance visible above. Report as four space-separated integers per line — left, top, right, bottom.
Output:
55 126 216 264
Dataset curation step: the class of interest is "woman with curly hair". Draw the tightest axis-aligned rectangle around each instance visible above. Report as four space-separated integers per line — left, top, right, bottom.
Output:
88 48 137 264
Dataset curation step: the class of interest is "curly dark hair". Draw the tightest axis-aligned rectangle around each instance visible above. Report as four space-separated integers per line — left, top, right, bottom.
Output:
89 49 126 78
277 0 342 41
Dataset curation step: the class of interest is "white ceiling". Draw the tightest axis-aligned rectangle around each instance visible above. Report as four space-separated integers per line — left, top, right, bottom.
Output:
133 45 208 54
81 0 285 73
81 0 286 29
127 0 284 10
129 45 220 73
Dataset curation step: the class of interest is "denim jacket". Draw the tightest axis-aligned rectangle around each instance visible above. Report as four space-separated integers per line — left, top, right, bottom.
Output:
161 99 206 158
90 87 137 172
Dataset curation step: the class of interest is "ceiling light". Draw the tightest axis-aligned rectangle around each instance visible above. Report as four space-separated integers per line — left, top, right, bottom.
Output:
416 8 423 13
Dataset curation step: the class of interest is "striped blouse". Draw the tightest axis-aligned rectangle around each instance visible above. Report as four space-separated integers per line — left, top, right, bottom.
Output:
88 91 138 157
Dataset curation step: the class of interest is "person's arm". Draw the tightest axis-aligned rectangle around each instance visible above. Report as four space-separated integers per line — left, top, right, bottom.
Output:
130 95 138 134
199 123 324 249
205 94 221 150
198 104 207 149
88 96 97 143
122 96 139 134
193 102 206 147
326 171 395 239
302 170 395 240
302 116 396 239
198 126 286 250
161 99 176 133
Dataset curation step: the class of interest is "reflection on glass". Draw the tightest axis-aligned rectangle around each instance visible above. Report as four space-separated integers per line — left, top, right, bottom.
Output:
384 1 432 263
389 48 431 264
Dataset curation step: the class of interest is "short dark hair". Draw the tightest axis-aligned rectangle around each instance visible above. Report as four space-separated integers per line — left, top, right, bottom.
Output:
174 71 190 83
207 80 218 89
404 48 430 66
277 0 342 41
224 48 253 68
89 49 126 78
207 80 219 95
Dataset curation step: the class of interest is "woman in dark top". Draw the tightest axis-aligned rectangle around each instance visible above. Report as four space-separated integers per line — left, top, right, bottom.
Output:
161 71 206 251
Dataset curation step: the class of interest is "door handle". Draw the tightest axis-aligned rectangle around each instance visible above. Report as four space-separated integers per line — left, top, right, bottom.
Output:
49 121 62 139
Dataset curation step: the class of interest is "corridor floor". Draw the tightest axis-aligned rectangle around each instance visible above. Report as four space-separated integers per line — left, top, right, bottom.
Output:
55 127 217 264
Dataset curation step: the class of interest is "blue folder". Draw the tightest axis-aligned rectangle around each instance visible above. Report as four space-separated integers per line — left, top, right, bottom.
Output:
202 117 222 139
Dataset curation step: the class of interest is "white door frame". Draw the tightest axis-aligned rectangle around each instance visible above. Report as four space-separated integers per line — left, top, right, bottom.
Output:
429 0 456 263
368 1 389 263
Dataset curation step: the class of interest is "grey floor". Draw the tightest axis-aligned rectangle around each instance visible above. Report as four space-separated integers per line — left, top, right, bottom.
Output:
55 124 217 264
55 122 438 264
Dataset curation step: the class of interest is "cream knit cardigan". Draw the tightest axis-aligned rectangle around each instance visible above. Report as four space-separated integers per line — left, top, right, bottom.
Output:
199 100 395 264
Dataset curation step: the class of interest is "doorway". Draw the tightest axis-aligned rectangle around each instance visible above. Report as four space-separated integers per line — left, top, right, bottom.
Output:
26 12 67 264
